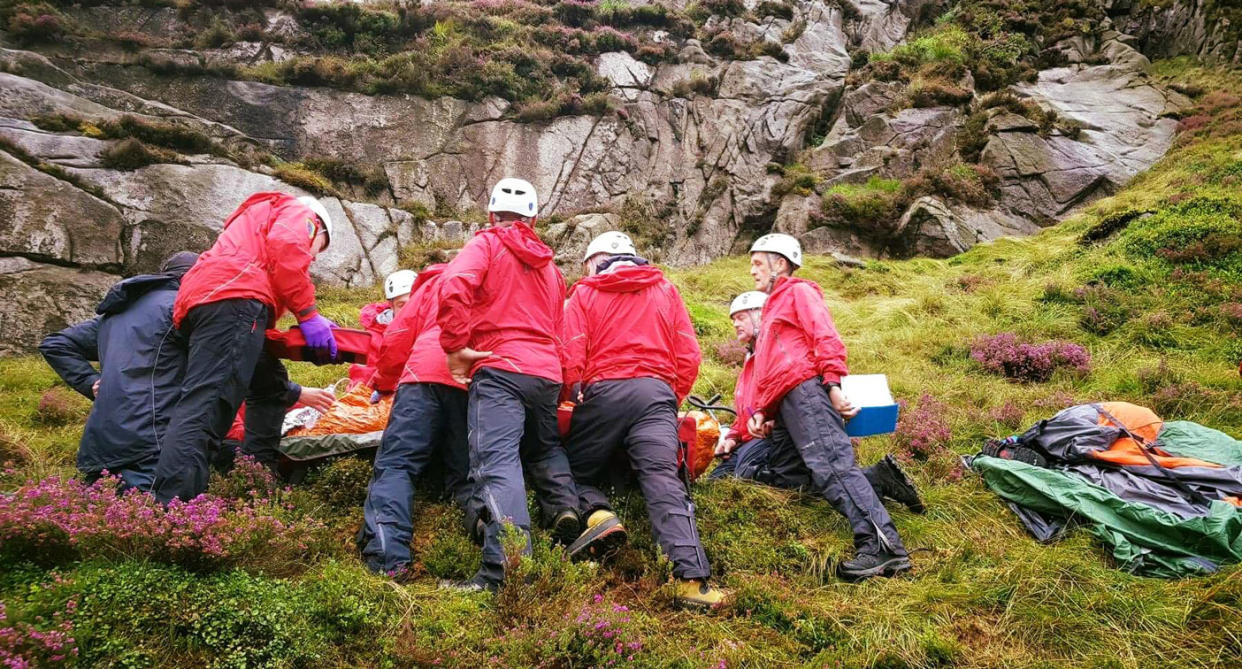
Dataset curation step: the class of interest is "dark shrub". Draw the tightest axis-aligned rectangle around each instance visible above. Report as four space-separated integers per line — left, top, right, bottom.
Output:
100 139 180 170
6 3 66 44
33 388 85 427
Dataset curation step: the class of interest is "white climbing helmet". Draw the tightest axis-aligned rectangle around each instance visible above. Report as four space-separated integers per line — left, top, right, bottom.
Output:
749 233 802 268
583 231 637 262
729 291 768 317
488 178 538 217
384 269 417 300
296 196 333 248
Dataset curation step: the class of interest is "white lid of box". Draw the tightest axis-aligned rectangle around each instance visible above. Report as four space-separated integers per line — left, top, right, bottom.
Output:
839 374 894 407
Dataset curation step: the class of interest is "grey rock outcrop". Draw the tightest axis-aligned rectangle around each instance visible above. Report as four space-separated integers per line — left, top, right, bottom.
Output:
0 0 1210 353
984 40 1186 222
0 258 120 356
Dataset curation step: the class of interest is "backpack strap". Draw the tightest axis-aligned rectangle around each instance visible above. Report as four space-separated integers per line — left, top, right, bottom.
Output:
1092 403 1211 507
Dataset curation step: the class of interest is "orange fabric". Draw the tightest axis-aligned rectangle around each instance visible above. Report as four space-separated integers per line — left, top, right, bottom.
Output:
1224 496 1242 507
679 410 720 481
1089 402 1221 469
286 385 392 437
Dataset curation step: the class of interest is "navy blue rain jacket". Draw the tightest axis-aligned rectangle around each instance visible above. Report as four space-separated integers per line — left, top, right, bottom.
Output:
39 273 187 474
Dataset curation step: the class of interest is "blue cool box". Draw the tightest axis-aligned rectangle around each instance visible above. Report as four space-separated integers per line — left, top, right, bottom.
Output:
839 374 899 437
845 403 900 437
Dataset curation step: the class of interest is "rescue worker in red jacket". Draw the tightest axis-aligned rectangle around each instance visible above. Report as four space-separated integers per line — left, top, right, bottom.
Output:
710 292 924 514
744 234 911 581
357 264 475 577
436 178 580 593
561 231 725 608
152 193 338 504
347 269 418 388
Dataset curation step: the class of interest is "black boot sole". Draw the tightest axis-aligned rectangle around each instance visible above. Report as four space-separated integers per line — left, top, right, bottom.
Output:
837 555 912 582
552 512 582 546
567 517 627 561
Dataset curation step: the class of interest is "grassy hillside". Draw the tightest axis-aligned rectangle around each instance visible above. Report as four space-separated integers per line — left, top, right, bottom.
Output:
1 57 1240 668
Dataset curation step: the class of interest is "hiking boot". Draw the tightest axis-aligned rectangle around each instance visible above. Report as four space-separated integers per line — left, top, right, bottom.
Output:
674 579 727 610
567 510 627 561
874 454 925 514
551 509 582 546
836 551 912 582
982 438 1048 467
439 574 498 594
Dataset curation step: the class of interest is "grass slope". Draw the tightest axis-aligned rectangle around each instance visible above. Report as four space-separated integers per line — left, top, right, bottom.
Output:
1 58 1240 668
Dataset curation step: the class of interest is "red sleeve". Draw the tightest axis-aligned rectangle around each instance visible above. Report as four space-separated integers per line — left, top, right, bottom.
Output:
437 236 492 353
267 207 319 322
727 356 753 441
371 294 425 393
561 289 589 394
668 284 701 404
793 283 848 385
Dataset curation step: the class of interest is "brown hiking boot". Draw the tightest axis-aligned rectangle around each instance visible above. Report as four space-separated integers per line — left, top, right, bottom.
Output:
674 579 727 610
567 509 627 560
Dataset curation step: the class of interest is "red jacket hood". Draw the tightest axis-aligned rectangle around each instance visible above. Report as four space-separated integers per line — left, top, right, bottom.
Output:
484 222 553 268
579 265 665 293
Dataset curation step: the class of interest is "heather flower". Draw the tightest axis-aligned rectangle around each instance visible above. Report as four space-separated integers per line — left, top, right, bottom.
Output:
0 476 325 573
970 333 1091 382
557 597 644 665
0 599 77 667
893 394 952 460
713 339 747 367
989 401 1025 430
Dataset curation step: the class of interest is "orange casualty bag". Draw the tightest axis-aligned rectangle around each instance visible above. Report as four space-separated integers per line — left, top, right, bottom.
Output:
678 410 720 482
285 385 393 437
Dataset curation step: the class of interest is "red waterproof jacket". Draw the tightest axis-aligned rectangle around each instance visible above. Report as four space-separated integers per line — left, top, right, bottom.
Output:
726 354 757 443
347 301 393 387
174 192 320 327
371 265 464 392
437 223 566 382
562 264 700 403
751 276 849 414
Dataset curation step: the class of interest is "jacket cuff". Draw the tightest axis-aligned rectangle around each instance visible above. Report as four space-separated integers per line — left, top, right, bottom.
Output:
822 373 842 386
283 381 302 408
79 373 102 400
296 306 320 323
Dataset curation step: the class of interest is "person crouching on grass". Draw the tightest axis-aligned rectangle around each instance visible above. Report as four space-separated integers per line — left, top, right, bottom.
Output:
744 234 912 581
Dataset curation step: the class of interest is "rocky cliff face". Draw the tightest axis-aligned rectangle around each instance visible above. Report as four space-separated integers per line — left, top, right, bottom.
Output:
0 0 1222 353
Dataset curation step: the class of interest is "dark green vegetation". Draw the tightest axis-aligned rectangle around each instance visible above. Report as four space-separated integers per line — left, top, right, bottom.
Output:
0 0 814 117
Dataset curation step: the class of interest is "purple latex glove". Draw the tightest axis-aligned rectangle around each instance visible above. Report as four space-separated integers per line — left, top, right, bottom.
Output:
299 314 338 359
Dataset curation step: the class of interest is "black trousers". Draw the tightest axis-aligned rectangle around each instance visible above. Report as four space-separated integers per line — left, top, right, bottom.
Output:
359 382 472 574
152 299 297 503
773 379 906 556
469 367 578 585
566 377 711 580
